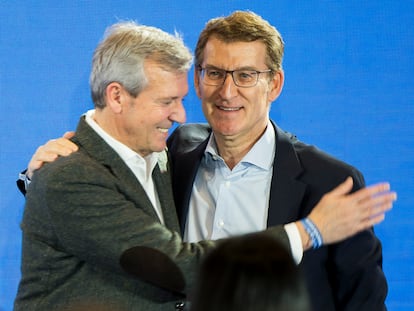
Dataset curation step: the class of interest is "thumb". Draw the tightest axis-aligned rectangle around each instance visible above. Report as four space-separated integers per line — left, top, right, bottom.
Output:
62 131 75 139
329 176 353 196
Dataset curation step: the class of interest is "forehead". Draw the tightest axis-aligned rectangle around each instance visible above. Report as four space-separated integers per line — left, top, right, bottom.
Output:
143 59 189 95
202 37 267 69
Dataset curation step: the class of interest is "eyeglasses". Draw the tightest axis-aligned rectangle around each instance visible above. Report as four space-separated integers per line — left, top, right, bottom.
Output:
198 66 273 88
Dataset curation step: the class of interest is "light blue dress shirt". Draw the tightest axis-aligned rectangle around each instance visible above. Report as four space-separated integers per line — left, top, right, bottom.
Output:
184 122 303 263
184 122 275 242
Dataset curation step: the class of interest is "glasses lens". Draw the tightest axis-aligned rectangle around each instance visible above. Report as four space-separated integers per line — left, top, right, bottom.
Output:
233 70 258 87
200 68 267 87
202 68 224 86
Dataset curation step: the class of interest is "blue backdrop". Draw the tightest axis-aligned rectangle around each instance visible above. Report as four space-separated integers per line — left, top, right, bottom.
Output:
1 1 413 310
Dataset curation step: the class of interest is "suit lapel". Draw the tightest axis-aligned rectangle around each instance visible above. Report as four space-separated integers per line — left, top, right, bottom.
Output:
173 140 208 234
267 123 307 225
152 163 180 232
74 116 162 222
170 122 308 229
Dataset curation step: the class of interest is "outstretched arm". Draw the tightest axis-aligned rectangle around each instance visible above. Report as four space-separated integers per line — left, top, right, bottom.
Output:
18 135 396 250
297 176 396 250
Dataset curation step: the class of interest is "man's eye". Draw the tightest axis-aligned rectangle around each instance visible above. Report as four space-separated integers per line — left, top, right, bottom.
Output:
237 71 255 80
207 70 224 79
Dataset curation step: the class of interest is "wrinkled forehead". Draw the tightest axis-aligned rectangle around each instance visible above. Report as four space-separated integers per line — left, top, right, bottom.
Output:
201 37 268 69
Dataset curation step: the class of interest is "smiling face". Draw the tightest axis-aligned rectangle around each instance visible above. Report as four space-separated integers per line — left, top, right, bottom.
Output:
195 37 284 145
105 59 188 157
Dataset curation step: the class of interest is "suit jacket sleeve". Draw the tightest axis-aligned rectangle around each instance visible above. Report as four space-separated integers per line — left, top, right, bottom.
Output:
290 143 387 311
328 172 387 311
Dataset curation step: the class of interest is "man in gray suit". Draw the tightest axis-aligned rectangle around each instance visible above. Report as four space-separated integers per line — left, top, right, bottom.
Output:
15 21 396 311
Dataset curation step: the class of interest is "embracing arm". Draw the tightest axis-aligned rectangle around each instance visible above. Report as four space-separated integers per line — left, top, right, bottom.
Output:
20 134 396 250
16 131 77 195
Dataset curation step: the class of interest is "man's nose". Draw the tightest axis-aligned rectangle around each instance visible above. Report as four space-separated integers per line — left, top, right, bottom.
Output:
170 100 186 124
219 72 238 98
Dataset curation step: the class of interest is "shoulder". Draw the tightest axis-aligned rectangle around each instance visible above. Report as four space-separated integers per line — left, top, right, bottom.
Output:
298 141 364 188
273 124 364 186
168 123 211 154
295 140 358 173
32 149 104 187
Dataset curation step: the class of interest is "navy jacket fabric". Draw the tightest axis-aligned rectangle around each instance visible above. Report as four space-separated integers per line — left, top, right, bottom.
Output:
167 122 387 311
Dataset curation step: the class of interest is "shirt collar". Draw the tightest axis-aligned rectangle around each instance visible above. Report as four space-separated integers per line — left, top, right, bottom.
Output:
205 120 275 170
84 109 160 173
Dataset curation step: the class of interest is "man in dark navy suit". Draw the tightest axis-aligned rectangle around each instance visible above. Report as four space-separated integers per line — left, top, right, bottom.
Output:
166 11 390 311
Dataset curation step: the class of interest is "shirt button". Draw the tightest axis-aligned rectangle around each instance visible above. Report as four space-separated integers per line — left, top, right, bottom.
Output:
218 220 225 227
225 181 231 187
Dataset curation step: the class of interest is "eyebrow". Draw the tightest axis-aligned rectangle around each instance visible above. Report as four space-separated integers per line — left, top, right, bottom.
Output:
204 64 262 71
156 93 188 101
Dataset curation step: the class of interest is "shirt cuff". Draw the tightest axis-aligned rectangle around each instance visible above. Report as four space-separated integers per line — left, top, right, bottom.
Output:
18 172 31 190
284 222 304 264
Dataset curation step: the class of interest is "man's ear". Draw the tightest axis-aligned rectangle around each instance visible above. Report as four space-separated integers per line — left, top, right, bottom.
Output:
194 68 202 99
105 82 124 114
268 69 284 102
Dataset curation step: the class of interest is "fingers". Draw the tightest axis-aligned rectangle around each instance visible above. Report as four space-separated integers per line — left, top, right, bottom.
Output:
342 184 396 233
367 213 386 227
350 182 391 202
351 183 396 220
43 137 78 156
309 180 397 246
358 191 396 226
26 134 78 178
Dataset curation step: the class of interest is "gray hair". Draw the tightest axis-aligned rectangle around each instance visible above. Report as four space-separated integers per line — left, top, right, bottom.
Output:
90 21 193 108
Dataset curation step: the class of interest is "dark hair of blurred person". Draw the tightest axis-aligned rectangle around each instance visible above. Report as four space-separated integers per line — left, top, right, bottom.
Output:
190 234 311 311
